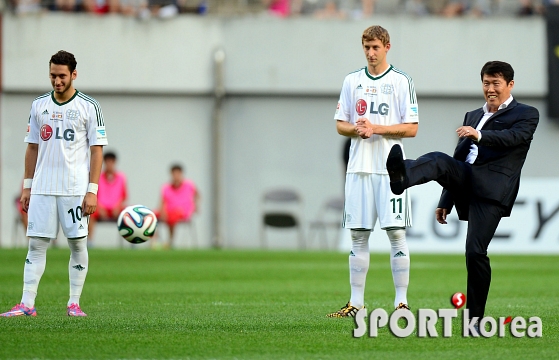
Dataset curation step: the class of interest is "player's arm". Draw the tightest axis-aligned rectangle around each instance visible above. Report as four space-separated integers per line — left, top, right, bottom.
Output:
83 97 107 217
335 77 359 137
359 122 418 138
82 145 103 216
21 143 39 213
336 120 359 137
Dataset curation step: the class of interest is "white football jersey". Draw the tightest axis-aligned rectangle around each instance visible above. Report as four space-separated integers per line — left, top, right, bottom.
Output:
24 90 108 195
335 65 419 174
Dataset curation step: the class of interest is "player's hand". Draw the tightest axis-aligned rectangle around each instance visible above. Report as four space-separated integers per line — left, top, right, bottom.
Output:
82 193 97 216
435 208 449 224
356 118 374 139
456 126 479 140
20 188 31 213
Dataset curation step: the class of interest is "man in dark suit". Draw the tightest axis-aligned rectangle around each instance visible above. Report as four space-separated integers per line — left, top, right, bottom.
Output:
386 61 539 323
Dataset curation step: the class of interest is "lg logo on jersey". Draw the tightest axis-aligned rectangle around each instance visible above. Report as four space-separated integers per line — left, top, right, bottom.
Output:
355 99 389 116
40 124 75 141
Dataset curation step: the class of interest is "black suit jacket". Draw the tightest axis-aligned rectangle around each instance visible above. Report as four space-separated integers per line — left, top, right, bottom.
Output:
438 99 539 220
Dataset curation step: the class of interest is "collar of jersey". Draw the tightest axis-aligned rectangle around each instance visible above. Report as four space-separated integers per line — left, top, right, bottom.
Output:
365 65 393 81
51 90 79 106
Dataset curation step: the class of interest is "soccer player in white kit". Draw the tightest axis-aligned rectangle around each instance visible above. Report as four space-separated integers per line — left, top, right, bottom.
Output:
327 26 419 317
0 51 107 317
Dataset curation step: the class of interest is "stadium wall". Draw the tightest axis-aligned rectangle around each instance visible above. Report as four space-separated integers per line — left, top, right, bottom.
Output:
1 14 558 253
1 14 547 96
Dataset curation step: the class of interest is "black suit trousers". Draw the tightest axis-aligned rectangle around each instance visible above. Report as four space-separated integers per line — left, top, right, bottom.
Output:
404 152 507 319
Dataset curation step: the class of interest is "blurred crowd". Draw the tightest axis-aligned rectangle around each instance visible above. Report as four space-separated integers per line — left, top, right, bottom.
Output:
274 0 559 18
8 0 208 17
7 0 559 18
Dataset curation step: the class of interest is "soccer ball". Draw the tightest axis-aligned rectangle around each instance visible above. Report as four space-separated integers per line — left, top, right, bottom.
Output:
117 205 158 244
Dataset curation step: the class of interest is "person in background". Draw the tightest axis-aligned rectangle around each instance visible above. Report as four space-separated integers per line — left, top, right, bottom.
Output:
82 0 120 13
262 0 290 17
156 164 199 249
88 151 128 245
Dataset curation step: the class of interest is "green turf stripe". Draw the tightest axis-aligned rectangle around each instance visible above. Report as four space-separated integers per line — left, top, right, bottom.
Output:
0 249 556 358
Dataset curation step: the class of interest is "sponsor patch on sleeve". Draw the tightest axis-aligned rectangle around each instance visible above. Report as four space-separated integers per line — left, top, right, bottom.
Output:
96 126 107 141
408 105 419 121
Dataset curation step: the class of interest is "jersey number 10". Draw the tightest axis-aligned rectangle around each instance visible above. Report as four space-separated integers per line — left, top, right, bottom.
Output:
68 206 83 223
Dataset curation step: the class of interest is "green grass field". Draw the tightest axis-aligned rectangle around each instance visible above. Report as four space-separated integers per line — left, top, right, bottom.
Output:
0 249 557 359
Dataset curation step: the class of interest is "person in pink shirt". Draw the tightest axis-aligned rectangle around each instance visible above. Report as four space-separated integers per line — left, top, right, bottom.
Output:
89 152 128 243
262 0 290 17
157 164 199 249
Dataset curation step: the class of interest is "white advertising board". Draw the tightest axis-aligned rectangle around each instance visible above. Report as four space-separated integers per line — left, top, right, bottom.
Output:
341 178 559 254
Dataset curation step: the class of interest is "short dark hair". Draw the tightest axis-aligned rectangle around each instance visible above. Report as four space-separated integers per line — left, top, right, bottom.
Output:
104 151 117 161
480 61 514 84
50 50 77 73
170 164 183 172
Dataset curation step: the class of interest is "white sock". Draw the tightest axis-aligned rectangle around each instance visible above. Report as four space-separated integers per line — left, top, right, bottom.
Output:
67 237 89 306
21 237 50 308
349 229 371 308
387 228 410 308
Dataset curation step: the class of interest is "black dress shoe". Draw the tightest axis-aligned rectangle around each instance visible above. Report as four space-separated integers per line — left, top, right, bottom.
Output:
386 144 408 195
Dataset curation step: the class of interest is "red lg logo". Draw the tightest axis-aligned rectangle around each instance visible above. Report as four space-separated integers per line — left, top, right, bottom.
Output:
40 124 53 141
355 99 367 116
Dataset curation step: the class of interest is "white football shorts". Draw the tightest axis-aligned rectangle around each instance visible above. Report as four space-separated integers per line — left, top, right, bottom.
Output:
343 173 412 230
27 194 89 239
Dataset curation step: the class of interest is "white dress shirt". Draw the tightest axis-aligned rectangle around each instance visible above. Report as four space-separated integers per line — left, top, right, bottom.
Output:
465 95 514 164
